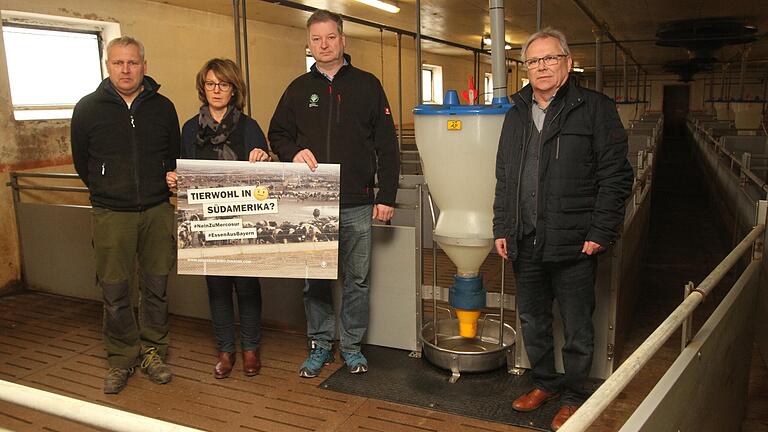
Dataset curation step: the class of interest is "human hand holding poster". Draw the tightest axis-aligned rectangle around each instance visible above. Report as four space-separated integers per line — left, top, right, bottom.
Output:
175 159 340 279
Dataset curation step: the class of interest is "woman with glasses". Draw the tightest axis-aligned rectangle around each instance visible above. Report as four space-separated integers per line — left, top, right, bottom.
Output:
166 58 269 379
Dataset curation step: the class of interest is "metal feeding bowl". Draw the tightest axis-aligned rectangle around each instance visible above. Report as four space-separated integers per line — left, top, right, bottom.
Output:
421 316 516 383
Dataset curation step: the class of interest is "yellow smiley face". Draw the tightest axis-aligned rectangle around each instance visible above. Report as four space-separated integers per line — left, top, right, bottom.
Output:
253 185 269 201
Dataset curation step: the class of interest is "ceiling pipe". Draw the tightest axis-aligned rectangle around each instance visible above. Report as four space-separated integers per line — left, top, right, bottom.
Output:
241 0 251 115
570 0 645 74
489 0 508 101
232 0 242 68
416 0 422 103
536 0 542 32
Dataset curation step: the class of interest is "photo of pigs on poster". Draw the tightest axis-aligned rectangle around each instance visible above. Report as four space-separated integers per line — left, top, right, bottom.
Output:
175 159 340 279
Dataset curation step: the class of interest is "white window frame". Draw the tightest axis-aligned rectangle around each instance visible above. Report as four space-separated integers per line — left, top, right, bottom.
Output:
1 10 120 121
305 47 314 73
421 64 443 104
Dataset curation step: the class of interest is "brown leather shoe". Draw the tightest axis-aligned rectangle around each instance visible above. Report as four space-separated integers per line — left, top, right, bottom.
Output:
214 352 235 379
551 405 578 431
512 388 560 412
242 350 261 376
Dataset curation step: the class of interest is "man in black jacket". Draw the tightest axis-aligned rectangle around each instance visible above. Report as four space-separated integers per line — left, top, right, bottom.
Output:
71 36 180 394
269 9 399 379
492 29 633 430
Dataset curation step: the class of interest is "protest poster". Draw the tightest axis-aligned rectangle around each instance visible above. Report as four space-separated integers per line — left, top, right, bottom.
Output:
175 159 340 279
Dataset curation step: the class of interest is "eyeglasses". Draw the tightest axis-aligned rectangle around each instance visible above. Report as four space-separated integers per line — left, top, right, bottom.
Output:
204 81 233 92
524 54 568 69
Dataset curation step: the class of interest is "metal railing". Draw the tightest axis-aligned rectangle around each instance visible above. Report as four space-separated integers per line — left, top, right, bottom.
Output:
0 380 203 432
687 120 768 196
560 205 766 431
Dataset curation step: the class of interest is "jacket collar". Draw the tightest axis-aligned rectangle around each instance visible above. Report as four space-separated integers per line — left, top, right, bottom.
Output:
309 53 352 81
513 78 581 110
98 75 161 105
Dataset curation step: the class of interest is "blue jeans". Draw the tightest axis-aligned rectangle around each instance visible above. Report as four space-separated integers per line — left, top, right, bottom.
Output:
206 276 262 353
303 204 372 354
514 235 596 404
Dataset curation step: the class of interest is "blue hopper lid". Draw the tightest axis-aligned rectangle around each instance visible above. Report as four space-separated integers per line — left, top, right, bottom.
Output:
414 90 513 115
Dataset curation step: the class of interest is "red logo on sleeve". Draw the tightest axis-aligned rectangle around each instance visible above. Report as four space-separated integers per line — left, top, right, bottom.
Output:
384 107 391 115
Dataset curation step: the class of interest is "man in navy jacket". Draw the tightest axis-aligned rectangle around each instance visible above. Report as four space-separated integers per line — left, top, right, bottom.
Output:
493 28 633 430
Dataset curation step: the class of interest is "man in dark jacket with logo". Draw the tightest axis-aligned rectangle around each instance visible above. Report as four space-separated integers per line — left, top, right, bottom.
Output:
492 28 633 430
269 9 399 379
71 36 180 394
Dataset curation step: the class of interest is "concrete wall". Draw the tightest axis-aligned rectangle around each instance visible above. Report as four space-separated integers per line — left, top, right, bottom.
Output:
0 0 492 293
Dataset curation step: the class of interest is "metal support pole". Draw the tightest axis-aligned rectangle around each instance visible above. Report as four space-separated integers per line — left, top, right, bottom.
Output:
634 65 640 102
232 0 242 69
622 54 628 101
593 28 603 93
738 47 750 100
414 183 424 356
536 0 542 31
614 42 618 99
680 281 694 351
415 0 422 104
427 193 438 347
499 258 505 347
721 63 728 100
241 0 251 115
643 72 648 109
397 33 403 154
489 0 508 101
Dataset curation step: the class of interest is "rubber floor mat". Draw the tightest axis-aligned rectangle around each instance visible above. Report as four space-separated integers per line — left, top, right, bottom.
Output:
320 345 561 431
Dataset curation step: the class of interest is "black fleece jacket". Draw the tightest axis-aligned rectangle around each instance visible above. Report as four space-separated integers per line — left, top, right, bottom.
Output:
268 57 399 207
71 76 180 211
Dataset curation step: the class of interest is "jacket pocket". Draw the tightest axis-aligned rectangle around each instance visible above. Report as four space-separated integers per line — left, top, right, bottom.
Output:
557 124 593 161
560 196 595 213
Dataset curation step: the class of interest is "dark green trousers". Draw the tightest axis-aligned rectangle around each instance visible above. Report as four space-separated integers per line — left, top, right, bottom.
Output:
92 202 175 368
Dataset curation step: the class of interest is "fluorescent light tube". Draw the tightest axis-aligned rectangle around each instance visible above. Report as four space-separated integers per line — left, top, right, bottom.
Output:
354 0 400 13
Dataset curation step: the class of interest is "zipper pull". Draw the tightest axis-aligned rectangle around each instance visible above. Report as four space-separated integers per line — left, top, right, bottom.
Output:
130 115 135 128
101 163 105 175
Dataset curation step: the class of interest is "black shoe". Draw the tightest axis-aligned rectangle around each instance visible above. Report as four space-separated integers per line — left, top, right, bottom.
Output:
141 347 172 384
103 367 134 394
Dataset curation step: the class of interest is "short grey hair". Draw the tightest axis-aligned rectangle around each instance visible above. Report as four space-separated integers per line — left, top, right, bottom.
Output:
306 9 344 35
105 36 145 60
521 28 570 61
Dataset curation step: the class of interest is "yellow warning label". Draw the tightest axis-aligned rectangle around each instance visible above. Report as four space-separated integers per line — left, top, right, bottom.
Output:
447 120 462 130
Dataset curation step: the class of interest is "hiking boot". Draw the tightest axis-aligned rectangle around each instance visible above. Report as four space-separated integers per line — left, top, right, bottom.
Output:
298 344 334 378
341 351 368 374
103 367 134 394
141 347 172 384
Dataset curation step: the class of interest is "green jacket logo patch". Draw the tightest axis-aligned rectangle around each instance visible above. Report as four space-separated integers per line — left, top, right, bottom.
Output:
309 93 319 108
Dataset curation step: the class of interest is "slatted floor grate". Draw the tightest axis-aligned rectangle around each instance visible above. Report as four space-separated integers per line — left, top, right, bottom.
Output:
0 292 532 432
